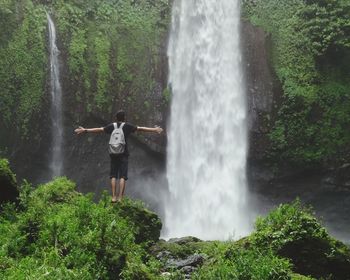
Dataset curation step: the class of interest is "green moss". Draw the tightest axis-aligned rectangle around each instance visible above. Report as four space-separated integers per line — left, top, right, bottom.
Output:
291 273 315 280
0 158 16 187
162 87 171 104
0 158 18 206
53 0 170 117
151 237 205 259
117 198 162 246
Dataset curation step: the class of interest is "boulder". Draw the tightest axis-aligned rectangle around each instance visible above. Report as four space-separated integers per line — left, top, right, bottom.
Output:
165 253 206 269
168 236 202 245
118 200 162 244
251 200 350 280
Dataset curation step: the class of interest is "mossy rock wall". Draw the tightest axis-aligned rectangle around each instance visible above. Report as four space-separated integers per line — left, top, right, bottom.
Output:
0 158 18 206
242 0 350 168
0 0 170 183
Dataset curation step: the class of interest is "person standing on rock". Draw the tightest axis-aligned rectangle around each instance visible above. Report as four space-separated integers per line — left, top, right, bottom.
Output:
74 110 163 202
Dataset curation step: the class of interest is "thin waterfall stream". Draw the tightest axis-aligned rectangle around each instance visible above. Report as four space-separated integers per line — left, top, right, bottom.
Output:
165 0 251 240
47 13 63 178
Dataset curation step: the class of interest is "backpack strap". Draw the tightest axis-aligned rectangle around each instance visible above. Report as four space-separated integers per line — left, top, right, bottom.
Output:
113 122 125 129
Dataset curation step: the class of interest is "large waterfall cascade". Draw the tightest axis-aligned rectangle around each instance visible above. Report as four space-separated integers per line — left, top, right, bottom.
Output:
165 0 251 240
47 13 64 178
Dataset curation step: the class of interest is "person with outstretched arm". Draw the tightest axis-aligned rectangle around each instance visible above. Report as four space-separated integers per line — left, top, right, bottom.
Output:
74 110 163 202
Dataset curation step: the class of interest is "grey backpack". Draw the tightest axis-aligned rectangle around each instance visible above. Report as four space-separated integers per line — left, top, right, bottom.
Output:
109 122 125 154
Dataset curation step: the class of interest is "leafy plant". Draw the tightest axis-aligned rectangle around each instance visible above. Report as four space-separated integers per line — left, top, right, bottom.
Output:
193 246 292 280
0 177 163 279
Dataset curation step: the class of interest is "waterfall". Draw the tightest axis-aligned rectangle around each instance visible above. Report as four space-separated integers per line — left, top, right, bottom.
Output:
47 13 63 178
165 0 251 240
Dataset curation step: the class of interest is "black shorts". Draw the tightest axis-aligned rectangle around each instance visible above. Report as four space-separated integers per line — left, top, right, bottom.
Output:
110 155 128 180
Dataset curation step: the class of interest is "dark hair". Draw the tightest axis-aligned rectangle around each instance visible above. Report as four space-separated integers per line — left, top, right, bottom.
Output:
115 110 126 122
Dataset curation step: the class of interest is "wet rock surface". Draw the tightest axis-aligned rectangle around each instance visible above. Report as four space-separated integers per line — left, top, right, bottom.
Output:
152 237 207 279
168 236 202 245
250 164 350 243
165 253 206 269
241 20 282 162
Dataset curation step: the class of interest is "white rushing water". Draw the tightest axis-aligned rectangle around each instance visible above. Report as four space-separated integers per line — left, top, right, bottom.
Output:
47 13 63 178
166 0 251 240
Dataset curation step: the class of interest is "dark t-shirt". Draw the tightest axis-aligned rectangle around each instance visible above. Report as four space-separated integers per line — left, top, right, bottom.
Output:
104 122 137 156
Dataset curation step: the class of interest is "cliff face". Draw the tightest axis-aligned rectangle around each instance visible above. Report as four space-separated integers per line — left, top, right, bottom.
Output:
4 16 280 190
0 0 170 189
60 20 281 209
0 0 281 193
241 20 281 163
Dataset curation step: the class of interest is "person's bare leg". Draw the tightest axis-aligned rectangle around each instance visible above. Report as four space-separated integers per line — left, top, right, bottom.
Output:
111 178 117 202
117 178 126 201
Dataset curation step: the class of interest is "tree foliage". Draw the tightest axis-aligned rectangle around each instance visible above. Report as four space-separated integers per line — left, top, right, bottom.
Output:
243 0 350 166
1 169 349 279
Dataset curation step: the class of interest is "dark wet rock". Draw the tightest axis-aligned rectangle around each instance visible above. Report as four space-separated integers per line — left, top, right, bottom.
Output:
278 238 350 280
165 253 206 269
0 158 18 207
156 250 171 260
181 265 195 274
324 164 350 189
251 167 350 244
168 236 202 245
151 237 204 261
152 238 207 278
241 20 282 162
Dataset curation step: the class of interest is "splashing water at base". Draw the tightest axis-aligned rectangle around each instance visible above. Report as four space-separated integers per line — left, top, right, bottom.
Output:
165 0 251 240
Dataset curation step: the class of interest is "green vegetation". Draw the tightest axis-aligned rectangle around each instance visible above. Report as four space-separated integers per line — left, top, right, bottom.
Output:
150 201 349 280
0 158 18 206
193 246 292 280
243 0 350 166
0 1 47 139
0 158 16 188
1 166 349 279
250 200 350 279
0 0 170 146
0 177 163 279
153 236 309 280
53 0 170 116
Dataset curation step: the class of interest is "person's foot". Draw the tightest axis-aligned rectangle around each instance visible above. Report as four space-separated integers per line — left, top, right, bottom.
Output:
111 196 118 203
117 196 122 202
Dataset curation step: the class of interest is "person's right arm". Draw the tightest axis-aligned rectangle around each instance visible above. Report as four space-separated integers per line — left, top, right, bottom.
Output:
74 126 104 135
137 126 163 134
